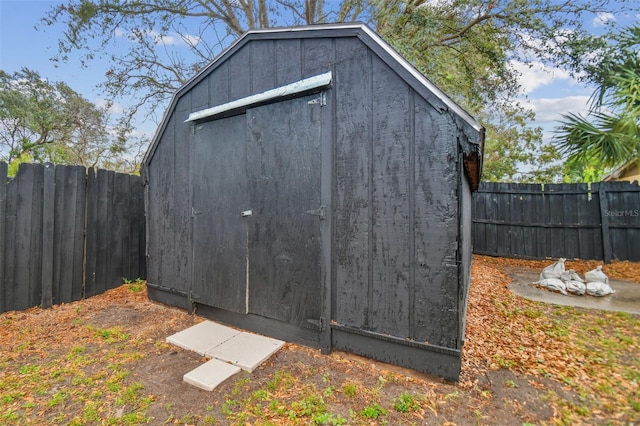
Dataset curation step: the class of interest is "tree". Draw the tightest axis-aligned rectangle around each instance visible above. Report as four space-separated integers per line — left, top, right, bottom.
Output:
555 26 640 180
370 0 636 182
41 0 370 124
0 68 143 173
41 0 639 181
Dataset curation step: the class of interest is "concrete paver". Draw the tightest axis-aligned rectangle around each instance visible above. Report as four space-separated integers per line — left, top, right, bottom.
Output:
183 358 242 391
205 332 286 373
167 320 286 391
166 320 241 356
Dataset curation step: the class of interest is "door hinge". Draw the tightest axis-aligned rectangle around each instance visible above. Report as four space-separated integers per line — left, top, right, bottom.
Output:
305 205 326 220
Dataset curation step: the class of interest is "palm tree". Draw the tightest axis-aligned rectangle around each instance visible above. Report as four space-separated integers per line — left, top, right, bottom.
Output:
555 26 640 176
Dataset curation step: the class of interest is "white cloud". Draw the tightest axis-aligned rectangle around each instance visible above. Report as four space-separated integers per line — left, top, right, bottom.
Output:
510 60 572 95
593 12 615 26
114 27 128 38
181 34 200 46
148 30 180 46
94 99 124 114
524 96 591 124
114 27 198 47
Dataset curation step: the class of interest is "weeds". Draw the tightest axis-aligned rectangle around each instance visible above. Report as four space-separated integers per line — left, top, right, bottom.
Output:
342 382 357 398
359 402 387 419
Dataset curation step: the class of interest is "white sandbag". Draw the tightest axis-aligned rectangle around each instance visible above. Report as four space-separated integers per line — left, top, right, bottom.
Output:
536 278 567 295
585 265 609 284
565 280 586 295
586 281 615 297
560 269 584 283
540 258 566 281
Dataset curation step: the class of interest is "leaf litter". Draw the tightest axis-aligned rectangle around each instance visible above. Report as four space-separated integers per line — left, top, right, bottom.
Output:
0 256 638 425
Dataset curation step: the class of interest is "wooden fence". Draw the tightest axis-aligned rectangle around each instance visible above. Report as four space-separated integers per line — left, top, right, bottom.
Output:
473 181 640 262
0 162 145 314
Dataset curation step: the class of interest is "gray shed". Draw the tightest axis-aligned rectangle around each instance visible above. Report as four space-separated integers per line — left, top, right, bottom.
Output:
142 23 484 381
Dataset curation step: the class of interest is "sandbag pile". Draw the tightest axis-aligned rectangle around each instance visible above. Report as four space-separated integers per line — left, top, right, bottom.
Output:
535 259 615 297
585 265 615 296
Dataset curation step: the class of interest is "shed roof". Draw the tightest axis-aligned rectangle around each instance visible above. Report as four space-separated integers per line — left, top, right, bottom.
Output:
143 22 484 186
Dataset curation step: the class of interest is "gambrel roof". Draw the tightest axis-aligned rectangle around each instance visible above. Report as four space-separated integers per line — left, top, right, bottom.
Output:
143 22 484 187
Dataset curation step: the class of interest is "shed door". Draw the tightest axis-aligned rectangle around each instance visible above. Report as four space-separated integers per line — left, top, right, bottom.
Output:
191 114 247 313
246 95 323 327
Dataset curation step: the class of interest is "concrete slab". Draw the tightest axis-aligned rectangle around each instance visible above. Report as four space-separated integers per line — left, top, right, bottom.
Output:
183 358 241 391
205 332 286 373
507 268 640 315
166 321 241 356
167 320 286 391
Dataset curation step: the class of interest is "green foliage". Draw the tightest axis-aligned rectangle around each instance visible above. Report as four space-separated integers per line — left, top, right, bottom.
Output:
342 382 357 398
41 0 369 124
41 0 640 182
371 0 631 182
0 68 145 173
393 392 419 413
555 26 640 175
359 402 387 419
312 411 347 425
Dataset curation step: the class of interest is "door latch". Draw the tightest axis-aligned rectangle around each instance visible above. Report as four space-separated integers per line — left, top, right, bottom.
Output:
305 205 326 220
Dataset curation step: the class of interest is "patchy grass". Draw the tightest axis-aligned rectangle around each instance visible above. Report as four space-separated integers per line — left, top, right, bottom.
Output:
1 258 639 425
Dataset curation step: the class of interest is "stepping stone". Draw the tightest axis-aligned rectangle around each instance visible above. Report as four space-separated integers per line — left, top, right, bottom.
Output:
166 321 241 356
205 332 285 373
183 358 241 391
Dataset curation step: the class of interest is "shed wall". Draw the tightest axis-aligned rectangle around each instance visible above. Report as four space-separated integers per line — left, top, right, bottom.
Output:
333 37 461 348
146 112 192 300
459 172 473 345
146 34 465 352
145 38 311 300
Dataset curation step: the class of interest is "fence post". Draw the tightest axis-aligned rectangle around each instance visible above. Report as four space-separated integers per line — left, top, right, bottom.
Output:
41 163 55 308
598 184 612 263
0 162 6 313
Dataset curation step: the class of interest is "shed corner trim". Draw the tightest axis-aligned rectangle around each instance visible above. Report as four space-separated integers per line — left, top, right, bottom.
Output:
185 71 333 122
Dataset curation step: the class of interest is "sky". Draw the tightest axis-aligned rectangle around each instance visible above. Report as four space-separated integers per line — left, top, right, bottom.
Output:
0 0 638 154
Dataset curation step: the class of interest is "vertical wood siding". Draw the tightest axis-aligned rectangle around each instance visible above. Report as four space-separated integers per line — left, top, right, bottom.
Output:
0 162 145 313
332 39 461 347
334 37 371 329
473 181 640 262
145 34 467 352
246 96 323 326
370 54 411 337
412 98 460 347
191 115 247 313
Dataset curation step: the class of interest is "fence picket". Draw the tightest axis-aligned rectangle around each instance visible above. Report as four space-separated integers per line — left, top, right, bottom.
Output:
473 181 640 262
0 162 145 314
41 164 55 308
0 162 6 312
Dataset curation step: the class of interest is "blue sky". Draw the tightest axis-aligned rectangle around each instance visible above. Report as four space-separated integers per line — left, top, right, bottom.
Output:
1 0 638 145
1 1 105 99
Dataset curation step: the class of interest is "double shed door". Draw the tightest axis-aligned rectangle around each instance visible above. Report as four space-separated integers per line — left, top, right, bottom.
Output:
191 94 323 328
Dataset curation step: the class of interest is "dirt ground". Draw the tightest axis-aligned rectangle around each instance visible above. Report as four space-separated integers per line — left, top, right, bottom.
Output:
69 299 577 425
1 256 639 425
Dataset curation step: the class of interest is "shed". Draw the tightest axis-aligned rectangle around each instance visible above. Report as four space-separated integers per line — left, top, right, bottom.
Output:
142 23 484 381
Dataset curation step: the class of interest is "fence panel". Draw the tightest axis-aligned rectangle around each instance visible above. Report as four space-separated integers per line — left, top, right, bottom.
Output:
84 169 146 296
0 162 6 313
0 162 146 314
473 181 640 261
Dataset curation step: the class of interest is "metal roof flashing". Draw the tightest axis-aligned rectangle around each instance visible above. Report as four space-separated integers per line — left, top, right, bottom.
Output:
185 72 332 122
